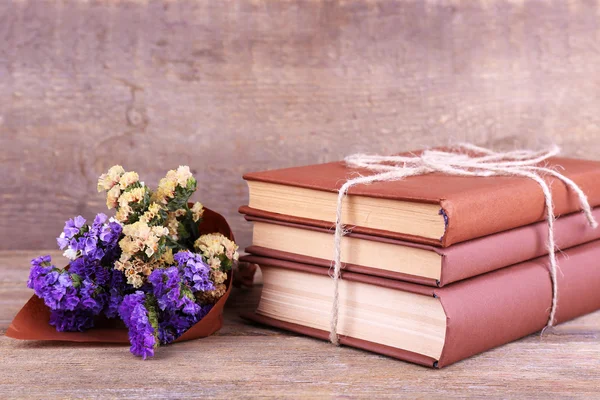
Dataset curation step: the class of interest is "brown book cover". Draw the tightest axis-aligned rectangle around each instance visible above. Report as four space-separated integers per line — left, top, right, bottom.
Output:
243 206 600 286
242 156 600 247
240 239 600 367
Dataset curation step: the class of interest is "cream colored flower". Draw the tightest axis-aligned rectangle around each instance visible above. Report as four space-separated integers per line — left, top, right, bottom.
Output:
211 270 227 285
222 239 238 260
160 247 174 266
114 258 129 272
151 226 169 237
191 202 204 222
142 265 153 276
118 187 145 209
148 202 161 215
106 186 121 209
97 165 125 192
118 252 131 263
194 233 239 268
151 178 177 205
127 274 143 288
97 174 114 192
119 236 143 255
208 256 221 270
119 171 139 190
62 248 78 261
175 165 193 186
166 213 179 239
145 246 155 258
115 205 132 223
108 165 125 182
139 202 162 224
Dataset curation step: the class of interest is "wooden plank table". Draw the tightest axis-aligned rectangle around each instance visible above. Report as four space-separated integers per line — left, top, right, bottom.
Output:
1 250 599 399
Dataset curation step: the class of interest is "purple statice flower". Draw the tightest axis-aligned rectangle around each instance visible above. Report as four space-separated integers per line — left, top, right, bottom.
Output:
78 279 105 314
104 269 128 319
149 267 200 316
57 216 86 251
50 309 95 332
157 304 213 345
27 253 109 327
173 251 191 265
27 260 80 311
100 220 123 249
90 213 108 235
27 255 53 292
119 292 157 359
63 216 86 239
29 213 125 337
57 213 123 263
68 257 110 287
174 251 214 293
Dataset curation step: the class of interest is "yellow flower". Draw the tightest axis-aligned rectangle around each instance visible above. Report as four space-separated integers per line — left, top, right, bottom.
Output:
211 270 227 285
118 187 145 208
108 165 125 182
106 186 121 209
160 247 174 266
194 233 239 267
191 202 204 222
166 213 179 239
208 256 221 270
139 202 162 224
142 265 153 276
148 202 161 215
97 165 125 192
118 171 139 190
115 205 132 223
97 175 114 192
151 226 169 237
119 236 143 255
127 274 143 288
175 165 193 186
174 208 187 217
151 178 176 205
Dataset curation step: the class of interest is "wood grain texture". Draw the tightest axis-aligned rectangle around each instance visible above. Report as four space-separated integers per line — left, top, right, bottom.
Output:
2 250 600 399
1 0 600 251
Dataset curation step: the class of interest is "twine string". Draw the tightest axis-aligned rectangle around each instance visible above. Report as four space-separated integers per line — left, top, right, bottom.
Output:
329 144 598 345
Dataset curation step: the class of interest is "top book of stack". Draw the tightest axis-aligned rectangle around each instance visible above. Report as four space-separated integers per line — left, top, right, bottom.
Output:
240 156 600 247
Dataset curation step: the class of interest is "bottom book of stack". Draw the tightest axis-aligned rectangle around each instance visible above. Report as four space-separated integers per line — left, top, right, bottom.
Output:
241 240 600 368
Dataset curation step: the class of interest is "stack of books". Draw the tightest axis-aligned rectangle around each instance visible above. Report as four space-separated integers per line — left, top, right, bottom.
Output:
239 154 600 367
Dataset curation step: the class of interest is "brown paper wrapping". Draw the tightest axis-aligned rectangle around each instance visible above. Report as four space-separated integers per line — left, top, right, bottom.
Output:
6 207 234 344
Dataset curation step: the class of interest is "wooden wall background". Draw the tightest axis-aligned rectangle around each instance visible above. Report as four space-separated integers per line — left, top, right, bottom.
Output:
1 0 600 251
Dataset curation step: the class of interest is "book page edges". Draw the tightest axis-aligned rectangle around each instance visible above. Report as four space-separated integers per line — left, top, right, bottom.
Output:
242 312 437 368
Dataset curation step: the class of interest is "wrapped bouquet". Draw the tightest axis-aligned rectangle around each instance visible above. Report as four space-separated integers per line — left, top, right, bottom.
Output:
8 166 238 358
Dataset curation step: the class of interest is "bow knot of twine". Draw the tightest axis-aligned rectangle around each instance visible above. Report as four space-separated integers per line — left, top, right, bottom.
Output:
329 144 598 345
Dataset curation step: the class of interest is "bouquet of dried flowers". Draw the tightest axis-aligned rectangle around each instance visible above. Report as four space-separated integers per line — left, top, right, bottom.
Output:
24 166 238 358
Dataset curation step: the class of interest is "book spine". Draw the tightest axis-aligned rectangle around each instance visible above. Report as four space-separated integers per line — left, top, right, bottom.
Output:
436 240 600 367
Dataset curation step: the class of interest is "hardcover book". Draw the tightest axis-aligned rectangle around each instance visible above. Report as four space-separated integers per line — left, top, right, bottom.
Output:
241 156 600 246
241 239 600 368
243 207 600 286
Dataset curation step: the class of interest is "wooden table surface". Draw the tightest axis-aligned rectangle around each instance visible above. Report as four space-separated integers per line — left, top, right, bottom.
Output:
2 250 600 399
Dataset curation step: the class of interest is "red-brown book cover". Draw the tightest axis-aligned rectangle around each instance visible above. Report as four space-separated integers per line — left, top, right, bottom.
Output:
240 239 600 368
241 156 600 247
243 207 600 286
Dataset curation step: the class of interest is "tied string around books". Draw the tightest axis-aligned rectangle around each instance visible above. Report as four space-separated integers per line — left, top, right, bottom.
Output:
329 144 598 345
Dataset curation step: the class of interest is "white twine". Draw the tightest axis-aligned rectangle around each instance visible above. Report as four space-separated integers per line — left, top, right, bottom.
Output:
329 144 598 345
